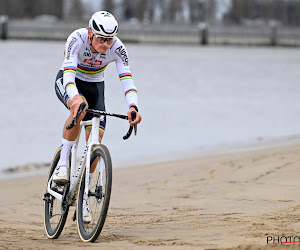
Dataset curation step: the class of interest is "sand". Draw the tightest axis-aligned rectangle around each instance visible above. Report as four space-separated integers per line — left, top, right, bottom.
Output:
1 143 300 249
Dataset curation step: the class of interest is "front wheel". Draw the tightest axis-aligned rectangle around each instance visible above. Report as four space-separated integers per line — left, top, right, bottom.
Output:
77 144 112 242
44 146 69 239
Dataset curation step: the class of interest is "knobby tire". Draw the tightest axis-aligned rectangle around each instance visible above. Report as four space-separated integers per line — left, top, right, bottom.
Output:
76 144 112 242
44 146 69 239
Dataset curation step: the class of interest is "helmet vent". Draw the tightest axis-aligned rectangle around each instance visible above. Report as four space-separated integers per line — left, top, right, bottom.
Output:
92 20 100 31
100 24 117 35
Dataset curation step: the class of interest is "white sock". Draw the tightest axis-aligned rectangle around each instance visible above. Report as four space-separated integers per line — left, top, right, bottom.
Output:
58 138 75 168
82 173 94 201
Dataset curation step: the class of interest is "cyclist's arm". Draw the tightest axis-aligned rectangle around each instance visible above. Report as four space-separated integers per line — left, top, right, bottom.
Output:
62 32 83 100
113 42 138 107
117 63 138 107
116 59 142 125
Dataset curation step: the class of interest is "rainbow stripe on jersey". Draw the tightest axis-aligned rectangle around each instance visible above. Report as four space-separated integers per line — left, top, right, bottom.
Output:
77 64 107 75
119 72 132 81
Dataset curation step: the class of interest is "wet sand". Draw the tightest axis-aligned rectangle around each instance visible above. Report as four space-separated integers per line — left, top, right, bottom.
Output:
1 143 300 249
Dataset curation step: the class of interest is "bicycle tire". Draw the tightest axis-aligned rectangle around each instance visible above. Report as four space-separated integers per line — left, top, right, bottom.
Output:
44 146 69 239
76 144 112 242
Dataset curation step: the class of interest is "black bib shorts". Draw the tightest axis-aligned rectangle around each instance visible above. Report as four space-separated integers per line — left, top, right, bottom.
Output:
55 70 106 129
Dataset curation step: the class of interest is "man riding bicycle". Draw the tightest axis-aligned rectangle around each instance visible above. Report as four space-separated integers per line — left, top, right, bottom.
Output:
53 11 142 219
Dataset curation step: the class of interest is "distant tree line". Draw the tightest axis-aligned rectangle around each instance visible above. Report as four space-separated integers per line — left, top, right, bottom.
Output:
101 0 300 26
103 0 217 23
0 0 63 18
1 0 300 26
0 0 216 23
225 0 300 26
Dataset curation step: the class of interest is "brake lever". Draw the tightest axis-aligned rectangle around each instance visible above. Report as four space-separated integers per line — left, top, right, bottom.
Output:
134 124 137 136
66 102 86 130
123 111 137 140
131 111 137 136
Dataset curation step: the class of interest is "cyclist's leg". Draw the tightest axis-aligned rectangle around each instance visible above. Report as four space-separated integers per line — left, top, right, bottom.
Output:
85 113 105 143
85 123 105 174
61 96 87 140
85 128 104 143
55 71 88 139
54 71 88 182
81 81 106 174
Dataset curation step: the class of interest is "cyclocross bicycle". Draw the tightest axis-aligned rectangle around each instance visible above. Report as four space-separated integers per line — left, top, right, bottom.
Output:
43 102 137 242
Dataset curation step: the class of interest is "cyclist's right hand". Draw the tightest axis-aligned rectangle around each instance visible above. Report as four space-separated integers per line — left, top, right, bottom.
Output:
70 95 88 118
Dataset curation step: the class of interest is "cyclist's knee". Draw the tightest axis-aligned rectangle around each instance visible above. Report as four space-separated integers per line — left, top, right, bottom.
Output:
99 131 104 142
84 128 104 143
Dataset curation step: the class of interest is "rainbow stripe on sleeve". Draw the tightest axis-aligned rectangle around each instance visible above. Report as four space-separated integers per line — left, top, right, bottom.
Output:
125 88 137 97
65 82 76 91
119 73 133 81
66 97 71 108
64 66 77 74
65 94 85 109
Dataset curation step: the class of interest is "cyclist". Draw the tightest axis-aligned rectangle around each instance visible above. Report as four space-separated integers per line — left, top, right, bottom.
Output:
53 11 142 221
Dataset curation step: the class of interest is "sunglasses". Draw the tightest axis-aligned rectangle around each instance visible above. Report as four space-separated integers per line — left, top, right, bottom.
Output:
93 33 113 43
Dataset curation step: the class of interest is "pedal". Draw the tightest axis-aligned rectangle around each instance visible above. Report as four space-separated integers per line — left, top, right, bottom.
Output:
51 185 64 195
53 179 68 186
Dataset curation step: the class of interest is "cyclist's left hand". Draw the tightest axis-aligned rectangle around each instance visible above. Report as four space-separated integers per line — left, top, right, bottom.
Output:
128 107 142 126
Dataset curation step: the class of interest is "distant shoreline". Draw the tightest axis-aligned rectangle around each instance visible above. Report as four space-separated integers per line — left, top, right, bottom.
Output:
2 133 300 180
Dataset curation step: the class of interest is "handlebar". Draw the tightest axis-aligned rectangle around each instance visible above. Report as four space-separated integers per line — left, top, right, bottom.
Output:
123 111 137 140
66 102 137 140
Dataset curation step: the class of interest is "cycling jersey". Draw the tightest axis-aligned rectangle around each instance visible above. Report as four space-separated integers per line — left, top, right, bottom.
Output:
61 28 138 107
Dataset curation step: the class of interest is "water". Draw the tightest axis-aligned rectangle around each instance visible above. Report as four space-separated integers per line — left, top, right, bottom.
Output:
1 40 300 173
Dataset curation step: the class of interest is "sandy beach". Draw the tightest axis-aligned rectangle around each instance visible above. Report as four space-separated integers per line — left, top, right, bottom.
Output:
1 143 300 249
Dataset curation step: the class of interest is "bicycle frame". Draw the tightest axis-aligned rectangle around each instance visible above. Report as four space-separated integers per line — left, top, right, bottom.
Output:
44 103 136 242
46 116 102 206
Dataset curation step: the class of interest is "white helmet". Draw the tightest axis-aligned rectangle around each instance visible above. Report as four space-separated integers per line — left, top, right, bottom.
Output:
89 11 118 37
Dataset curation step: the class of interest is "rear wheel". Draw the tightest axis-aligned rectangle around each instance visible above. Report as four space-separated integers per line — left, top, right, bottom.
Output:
77 144 112 242
44 146 69 239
